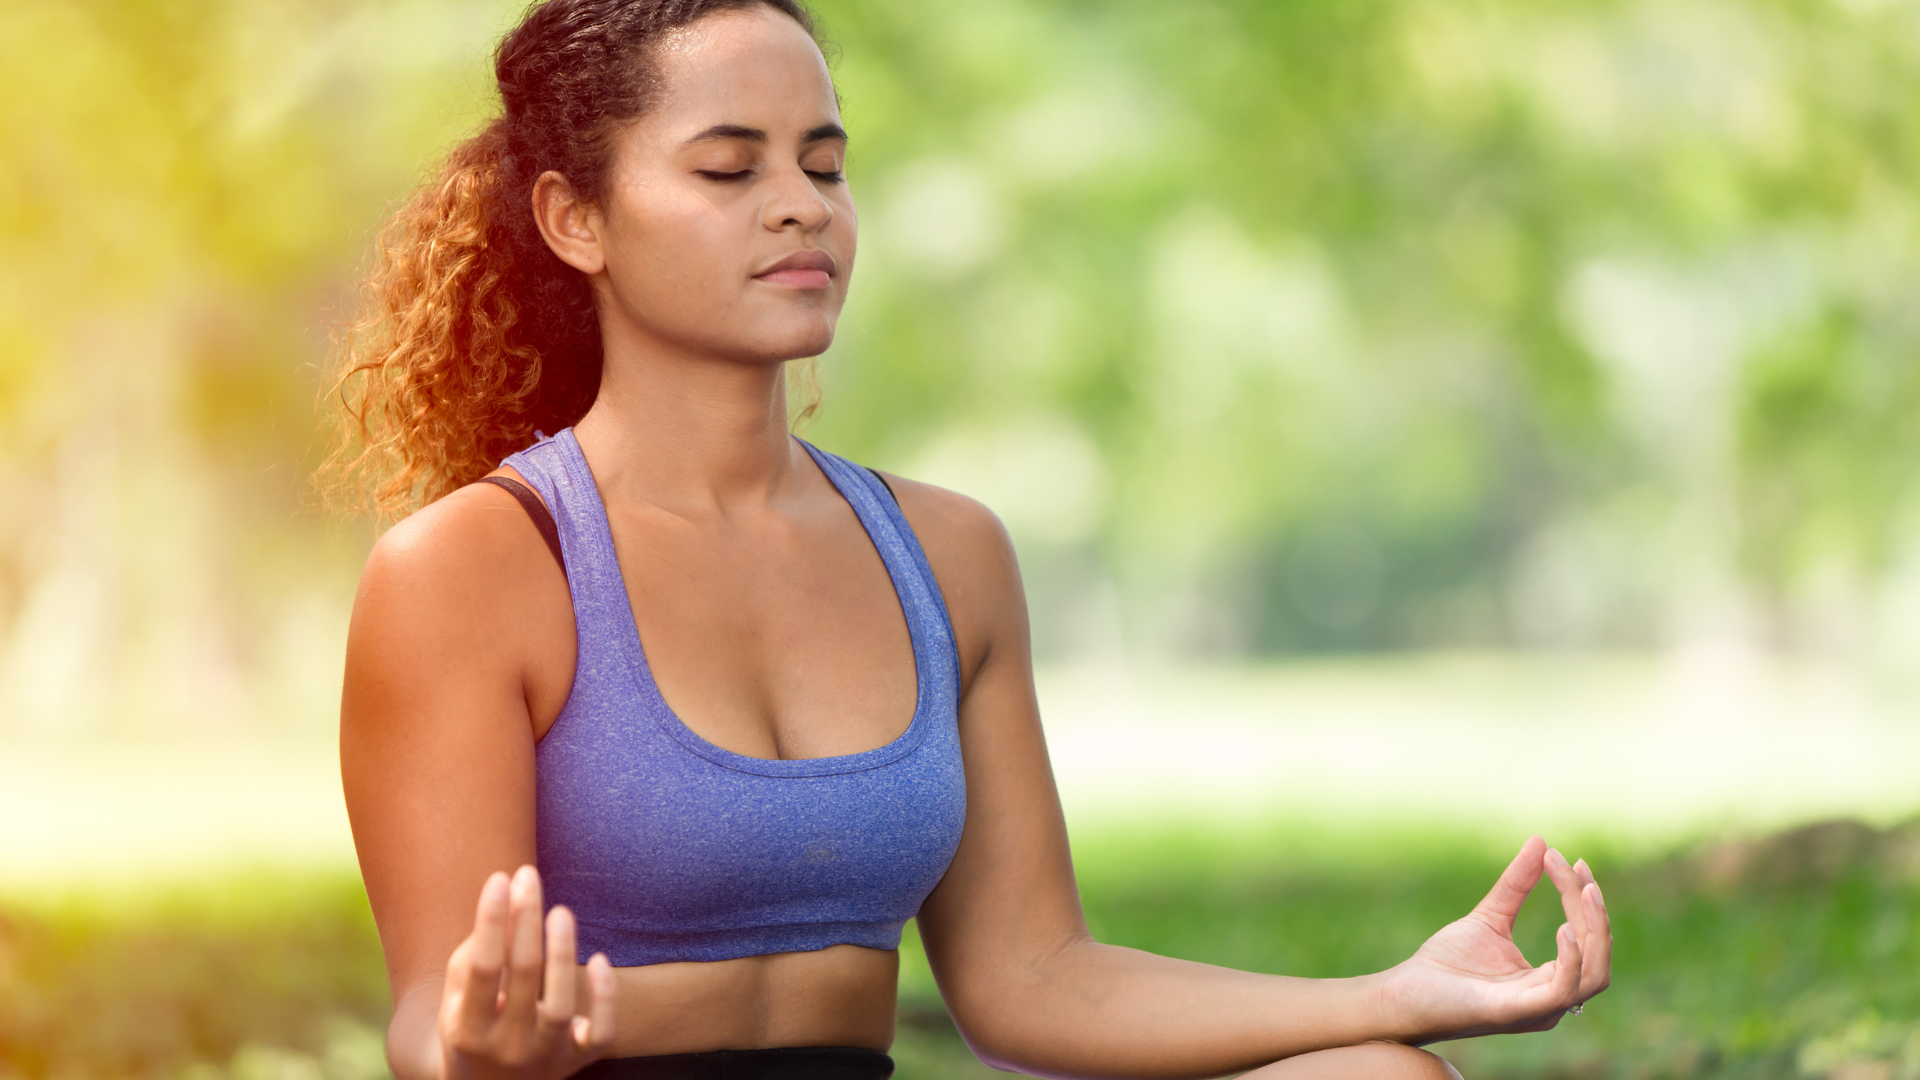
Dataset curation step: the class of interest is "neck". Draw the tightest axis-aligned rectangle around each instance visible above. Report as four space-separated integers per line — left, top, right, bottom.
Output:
571 340 801 515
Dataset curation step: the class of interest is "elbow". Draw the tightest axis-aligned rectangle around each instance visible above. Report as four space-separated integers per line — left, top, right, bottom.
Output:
383 979 444 1080
947 1014 1037 1077
953 1026 1097 1080
937 974 1032 1073
937 954 1086 1077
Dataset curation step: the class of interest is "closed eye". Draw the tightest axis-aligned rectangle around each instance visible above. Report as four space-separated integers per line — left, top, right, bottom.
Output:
808 169 845 183
696 169 754 182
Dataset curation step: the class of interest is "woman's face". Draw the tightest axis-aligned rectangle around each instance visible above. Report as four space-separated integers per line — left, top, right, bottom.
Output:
541 7 855 367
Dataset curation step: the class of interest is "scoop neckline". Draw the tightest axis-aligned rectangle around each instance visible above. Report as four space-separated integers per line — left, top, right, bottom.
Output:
562 429 932 778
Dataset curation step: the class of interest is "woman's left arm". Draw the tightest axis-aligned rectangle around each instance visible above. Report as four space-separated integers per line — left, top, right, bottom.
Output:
892 478 1609 1080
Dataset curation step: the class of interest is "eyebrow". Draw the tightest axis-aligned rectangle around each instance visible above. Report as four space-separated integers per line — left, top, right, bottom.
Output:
683 122 849 146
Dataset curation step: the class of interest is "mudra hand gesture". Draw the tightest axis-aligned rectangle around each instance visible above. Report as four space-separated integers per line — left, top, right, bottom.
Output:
438 866 618 1080
1378 835 1611 1043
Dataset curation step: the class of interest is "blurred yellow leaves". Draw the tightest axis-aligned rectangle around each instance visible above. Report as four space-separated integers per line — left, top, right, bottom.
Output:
2 0 1919 733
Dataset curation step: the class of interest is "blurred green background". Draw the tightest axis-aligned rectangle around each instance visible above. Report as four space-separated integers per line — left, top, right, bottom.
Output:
3 0 1919 1076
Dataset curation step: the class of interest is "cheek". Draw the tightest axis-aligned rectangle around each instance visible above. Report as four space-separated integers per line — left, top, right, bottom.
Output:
828 197 859 289
605 185 744 300
838 194 859 252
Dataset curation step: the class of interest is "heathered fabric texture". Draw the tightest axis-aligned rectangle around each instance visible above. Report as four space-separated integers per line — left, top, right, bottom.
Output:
501 429 966 966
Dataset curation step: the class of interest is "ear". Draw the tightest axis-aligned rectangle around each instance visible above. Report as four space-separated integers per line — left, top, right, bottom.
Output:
531 170 606 275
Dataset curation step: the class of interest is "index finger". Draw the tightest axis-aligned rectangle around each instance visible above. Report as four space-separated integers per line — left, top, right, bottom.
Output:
1542 847 1590 941
1472 835 1547 934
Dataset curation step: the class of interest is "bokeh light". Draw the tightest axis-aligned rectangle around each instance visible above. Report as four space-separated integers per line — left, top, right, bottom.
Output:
3 0 1919 1077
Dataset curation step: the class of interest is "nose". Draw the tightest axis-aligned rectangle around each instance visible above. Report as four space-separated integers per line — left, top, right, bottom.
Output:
760 163 834 234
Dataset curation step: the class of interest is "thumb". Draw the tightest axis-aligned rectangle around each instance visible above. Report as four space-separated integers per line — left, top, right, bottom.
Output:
1546 921 1582 1007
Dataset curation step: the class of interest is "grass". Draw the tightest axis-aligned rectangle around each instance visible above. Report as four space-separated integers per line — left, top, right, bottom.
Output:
0 873 388 1080
1062 820 1920 1079
3 819 1917 1080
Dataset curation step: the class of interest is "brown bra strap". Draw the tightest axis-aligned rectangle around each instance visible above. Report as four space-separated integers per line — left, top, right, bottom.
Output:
478 475 565 574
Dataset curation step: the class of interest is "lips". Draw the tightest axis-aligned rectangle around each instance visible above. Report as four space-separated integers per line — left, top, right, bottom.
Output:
753 249 837 290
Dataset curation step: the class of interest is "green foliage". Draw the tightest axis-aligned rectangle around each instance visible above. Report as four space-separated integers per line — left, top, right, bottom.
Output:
4 0 1919 680
799 0 1920 654
8 822 1920 1080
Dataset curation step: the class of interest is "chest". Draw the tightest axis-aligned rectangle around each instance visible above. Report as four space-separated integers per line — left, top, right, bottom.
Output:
602 498 918 762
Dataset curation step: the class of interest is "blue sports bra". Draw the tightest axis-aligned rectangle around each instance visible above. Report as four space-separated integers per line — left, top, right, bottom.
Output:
499 429 967 966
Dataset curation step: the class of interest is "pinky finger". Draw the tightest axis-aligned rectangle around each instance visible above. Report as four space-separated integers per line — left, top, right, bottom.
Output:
573 952 618 1054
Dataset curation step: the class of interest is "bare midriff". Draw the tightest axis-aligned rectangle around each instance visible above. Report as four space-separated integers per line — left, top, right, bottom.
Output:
599 944 900 1057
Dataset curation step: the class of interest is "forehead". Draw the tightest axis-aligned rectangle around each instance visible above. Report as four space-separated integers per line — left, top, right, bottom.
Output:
648 7 839 129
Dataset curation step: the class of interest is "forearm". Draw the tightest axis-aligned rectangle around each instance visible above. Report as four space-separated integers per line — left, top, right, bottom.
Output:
945 938 1394 1080
386 979 445 1080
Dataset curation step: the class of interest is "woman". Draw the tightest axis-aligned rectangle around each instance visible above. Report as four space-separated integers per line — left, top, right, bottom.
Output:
333 2 1612 1078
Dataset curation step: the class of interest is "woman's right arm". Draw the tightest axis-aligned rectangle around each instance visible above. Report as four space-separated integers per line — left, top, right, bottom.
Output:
340 483 614 1080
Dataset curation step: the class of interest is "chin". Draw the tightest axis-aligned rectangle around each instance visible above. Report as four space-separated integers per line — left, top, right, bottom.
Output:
746 315 838 363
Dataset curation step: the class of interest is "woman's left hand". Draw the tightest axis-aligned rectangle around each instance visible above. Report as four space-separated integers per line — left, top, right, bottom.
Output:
1373 835 1612 1043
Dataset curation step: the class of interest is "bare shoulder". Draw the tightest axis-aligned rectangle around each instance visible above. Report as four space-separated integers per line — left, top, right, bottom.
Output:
350 471 568 677
871 470 1027 681
357 470 555 604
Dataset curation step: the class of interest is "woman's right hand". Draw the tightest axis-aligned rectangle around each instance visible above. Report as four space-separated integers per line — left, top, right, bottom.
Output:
439 865 617 1080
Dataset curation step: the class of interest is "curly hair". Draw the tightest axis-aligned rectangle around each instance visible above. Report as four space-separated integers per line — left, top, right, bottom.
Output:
321 0 820 519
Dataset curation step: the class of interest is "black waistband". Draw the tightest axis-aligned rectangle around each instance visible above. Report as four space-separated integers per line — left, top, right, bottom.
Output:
572 1046 893 1080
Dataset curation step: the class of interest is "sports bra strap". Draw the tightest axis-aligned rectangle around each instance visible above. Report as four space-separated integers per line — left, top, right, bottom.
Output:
478 475 565 573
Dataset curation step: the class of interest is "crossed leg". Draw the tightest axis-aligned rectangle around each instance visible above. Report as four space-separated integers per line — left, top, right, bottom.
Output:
1237 1042 1462 1079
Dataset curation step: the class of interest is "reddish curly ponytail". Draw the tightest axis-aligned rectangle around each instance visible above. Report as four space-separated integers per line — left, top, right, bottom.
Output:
322 0 817 519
